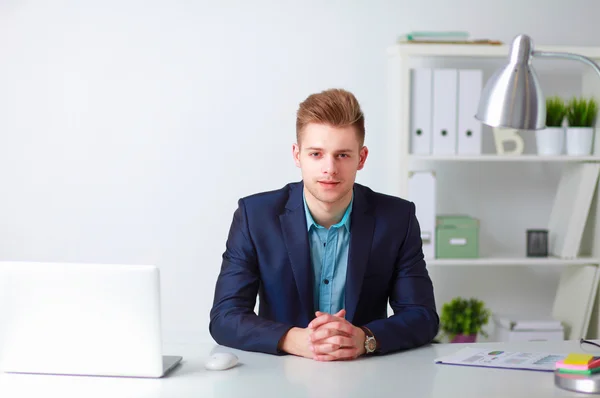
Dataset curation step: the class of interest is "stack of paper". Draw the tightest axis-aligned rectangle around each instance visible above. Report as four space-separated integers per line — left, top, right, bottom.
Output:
434 347 566 372
556 353 600 375
494 314 563 331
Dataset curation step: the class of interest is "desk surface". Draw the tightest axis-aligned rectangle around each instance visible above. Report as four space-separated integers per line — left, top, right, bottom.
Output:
0 339 596 398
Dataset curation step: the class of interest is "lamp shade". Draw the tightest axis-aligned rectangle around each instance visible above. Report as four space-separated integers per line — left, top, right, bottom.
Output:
475 34 546 130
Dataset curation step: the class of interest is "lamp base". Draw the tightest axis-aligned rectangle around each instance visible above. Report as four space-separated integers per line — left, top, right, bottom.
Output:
555 370 600 394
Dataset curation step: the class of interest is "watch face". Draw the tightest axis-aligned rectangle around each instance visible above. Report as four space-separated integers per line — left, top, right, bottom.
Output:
366 338 377 352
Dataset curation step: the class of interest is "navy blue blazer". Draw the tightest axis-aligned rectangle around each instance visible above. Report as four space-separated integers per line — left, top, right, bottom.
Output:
209 181 439 355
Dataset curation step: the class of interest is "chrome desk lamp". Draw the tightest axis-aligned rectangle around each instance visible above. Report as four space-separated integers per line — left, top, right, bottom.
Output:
476 34 600 131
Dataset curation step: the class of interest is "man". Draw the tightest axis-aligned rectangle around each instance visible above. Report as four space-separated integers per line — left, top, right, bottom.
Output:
209 88 438 361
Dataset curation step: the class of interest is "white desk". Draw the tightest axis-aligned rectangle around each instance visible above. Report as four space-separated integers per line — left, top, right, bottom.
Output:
0 340 596 397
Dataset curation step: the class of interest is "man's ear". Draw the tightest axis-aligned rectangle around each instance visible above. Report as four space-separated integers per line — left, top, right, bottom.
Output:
292 143 301 168
357 146 369 170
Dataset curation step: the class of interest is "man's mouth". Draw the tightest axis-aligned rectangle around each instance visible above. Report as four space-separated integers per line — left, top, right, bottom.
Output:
318 180 340 185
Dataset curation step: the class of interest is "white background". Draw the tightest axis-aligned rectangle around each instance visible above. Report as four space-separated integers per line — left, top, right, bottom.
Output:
1 0 600 344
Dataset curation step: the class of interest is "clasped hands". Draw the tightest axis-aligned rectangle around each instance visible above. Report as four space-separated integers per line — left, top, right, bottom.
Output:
281 309 366 361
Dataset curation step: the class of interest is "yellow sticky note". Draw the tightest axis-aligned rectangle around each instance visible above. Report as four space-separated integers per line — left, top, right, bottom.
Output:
564 353 594 365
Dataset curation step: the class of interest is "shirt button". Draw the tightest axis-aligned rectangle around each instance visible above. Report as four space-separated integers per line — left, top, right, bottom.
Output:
324 279 329 284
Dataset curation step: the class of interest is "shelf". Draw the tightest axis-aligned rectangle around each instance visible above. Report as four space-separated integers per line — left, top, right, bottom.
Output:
387 43 600 59
409 155 600 162
426 256 600 267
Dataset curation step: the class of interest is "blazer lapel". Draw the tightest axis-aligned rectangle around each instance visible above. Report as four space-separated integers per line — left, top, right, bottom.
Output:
345 186 374 323
279 183 313 323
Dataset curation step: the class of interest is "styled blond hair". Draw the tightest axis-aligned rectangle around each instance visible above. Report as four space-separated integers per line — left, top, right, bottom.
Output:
296 88 365 146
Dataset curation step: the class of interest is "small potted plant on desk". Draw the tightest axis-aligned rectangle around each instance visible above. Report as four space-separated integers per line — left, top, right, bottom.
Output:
440 297 491 343
566 96 598 156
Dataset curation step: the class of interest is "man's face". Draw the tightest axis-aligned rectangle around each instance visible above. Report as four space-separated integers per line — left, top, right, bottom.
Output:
293 123 368 206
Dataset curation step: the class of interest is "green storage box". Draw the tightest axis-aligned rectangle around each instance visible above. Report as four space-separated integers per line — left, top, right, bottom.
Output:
436 215 479 259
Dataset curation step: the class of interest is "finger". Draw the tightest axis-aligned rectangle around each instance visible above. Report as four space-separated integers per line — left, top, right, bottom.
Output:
308 314 335 329
311 336 355 354
309 309 347 329
314 309 345 319
310 323 354 341
315 320 355 334
315 355 355 362
309 327 340 342
314 348 361 362
311 343 343 354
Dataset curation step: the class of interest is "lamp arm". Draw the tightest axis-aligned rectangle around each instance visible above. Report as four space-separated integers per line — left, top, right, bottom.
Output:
533 51 600 80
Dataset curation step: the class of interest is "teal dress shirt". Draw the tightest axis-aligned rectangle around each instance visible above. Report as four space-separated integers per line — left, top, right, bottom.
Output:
303 193 353 314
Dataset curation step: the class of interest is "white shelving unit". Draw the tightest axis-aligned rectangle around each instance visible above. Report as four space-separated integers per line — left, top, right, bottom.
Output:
386 41 600 340
410 155 600 162
428 256 600 267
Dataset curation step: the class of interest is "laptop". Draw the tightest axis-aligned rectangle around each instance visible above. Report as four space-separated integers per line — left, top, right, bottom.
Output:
0 261 182 378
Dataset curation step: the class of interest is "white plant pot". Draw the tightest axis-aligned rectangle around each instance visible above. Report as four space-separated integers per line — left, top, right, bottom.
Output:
535 127 564 155
566 127 594 156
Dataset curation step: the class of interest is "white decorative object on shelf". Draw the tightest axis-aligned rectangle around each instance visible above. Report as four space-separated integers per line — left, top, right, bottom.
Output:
492 127 524 155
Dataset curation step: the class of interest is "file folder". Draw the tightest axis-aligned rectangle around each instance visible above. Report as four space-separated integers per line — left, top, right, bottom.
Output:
410 68 433 154
457 69 483 155
408 171 436 259
432 69 458 155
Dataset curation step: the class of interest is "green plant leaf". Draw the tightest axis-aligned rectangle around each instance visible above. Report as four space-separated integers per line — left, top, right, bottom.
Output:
545 96 566 127
567 97 598 127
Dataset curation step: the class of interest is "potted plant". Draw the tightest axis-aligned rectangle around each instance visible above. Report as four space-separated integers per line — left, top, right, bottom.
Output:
566 96 598 155
440 297 490 343
536 96 566 155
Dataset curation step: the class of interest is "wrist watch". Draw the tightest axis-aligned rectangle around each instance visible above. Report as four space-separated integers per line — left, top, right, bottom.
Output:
361 326 377 354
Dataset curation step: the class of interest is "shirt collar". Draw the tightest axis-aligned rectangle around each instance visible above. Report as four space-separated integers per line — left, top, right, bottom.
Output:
303 191 353 232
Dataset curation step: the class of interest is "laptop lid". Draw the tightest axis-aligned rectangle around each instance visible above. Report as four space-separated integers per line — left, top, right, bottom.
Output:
0 261 168 378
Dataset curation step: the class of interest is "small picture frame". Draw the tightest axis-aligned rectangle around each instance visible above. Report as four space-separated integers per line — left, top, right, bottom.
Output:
527 229 548 257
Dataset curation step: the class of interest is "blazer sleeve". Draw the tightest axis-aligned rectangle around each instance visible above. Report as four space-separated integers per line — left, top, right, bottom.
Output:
209 199 294 355
362 202 439 354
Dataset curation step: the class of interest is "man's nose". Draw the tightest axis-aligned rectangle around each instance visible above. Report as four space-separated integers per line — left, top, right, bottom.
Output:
322 155 337 175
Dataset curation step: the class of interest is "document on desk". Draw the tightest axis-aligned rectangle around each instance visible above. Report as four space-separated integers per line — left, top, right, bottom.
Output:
434 347 567 372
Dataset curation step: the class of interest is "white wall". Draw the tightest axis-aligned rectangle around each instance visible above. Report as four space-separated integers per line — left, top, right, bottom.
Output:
1 0 600 344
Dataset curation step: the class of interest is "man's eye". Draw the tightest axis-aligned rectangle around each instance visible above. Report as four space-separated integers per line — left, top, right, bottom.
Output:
338 154 348 158
309 152 320 157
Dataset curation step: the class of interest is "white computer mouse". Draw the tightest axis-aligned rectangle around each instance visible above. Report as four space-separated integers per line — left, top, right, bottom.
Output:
205 352 239 371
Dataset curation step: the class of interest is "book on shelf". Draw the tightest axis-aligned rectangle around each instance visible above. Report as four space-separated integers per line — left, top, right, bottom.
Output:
397 30 502 45
398 30 470 42
548 163 600 259
552 264 600 339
